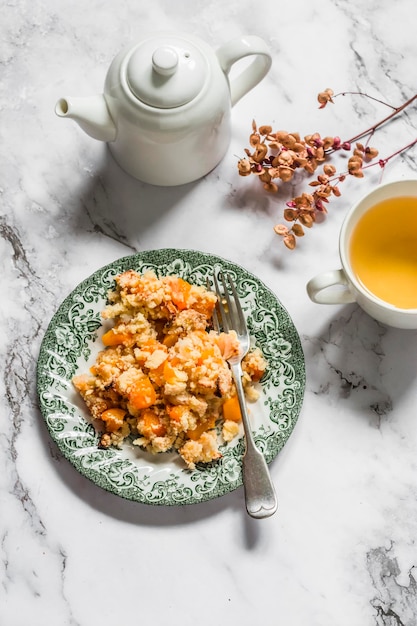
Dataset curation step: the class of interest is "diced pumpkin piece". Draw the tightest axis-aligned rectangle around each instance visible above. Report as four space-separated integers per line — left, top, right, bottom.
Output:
128 376 157 410
163 360 179 385
149 361 165 387
139 409 167 438
192 299 216 319
170 277 192 310
197 346 215 365
102 329 130 347
100 408 127 432
186 416 217 441
222 395 242 423
167 405 188 423
139 339 160 352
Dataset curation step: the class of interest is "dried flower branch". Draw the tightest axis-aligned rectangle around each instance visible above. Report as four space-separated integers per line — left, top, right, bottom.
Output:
238 89 417 249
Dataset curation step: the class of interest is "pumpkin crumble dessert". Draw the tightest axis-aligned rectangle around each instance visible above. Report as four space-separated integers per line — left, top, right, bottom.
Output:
72 270 266 469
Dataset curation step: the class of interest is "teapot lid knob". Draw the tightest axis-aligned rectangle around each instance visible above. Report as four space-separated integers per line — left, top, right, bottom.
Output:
152 46 178 77
125 36 207 109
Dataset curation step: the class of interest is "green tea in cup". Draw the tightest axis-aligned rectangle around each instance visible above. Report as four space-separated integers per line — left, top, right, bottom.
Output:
306 179 417 329
349 195 417 309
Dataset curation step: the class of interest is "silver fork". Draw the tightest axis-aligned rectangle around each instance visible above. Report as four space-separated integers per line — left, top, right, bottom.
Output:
212 271 278 519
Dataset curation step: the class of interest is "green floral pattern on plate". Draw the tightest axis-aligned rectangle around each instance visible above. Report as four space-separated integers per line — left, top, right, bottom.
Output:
37 249 305 505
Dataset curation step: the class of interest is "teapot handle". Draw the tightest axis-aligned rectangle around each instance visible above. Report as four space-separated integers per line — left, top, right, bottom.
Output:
216 36 272 106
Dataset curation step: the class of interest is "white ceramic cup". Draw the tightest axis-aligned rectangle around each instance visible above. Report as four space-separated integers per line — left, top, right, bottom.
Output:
306 179 417 329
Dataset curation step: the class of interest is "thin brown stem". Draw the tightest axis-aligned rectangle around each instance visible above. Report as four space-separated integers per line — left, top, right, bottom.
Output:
345 93 417 145
333 91 398 110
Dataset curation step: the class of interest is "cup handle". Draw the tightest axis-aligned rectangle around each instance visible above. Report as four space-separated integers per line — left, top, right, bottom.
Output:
306 269 357 304
216 36 272 106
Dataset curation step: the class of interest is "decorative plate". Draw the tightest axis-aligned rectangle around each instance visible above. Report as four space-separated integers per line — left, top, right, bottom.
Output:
37 249 305 506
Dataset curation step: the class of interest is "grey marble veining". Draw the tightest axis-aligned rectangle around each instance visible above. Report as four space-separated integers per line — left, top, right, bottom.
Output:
1 1 417 625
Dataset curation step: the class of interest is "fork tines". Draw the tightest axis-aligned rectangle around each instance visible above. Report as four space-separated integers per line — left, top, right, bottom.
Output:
211 270 246 336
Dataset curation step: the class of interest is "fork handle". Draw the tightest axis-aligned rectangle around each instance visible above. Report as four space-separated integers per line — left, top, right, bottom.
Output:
242 447 278 519
231 364 278 519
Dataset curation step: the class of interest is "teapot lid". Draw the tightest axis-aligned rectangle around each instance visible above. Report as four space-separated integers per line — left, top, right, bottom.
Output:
126 36 207 108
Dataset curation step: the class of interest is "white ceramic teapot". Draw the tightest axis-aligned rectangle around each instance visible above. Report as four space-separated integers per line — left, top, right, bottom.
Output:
55 32 271 186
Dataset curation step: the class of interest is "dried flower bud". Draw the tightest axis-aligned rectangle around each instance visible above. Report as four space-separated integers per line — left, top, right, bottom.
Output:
267 141 281 150
283 233 297 249
284 208 297 222
304 159 318 175
332 136 341 150
315 199 326 212
364 146 379 161
263 182 279 192
315 184 332 198
249 133 260 146
317 88 334 108
348 155 363 173
323 164 336 176
268 167 280 179
276 130 290 143
296 193 315 208
253 143 268 163
305 133 322 147
349 154 362 165
259 170 272 183
238 158 252 176
280 134 298 150
293 157 308 168
278 166 294 182
293 142 306 153
292 223 305 237
323 136 334 150
276 151 293 166
332 185 341 197
299 213 314 227
304 192 315 204
259 125 273 136
274 224 289 236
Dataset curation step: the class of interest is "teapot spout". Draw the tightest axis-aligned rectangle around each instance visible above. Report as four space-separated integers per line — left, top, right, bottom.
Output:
55 95 116 142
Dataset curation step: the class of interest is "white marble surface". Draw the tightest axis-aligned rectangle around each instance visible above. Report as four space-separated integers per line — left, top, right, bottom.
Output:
2 1 417 624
